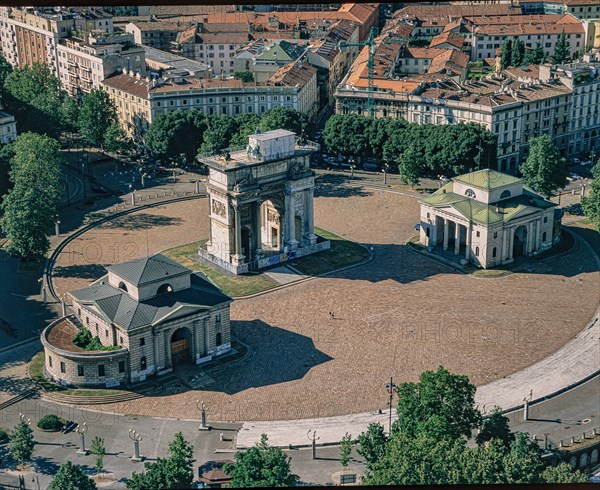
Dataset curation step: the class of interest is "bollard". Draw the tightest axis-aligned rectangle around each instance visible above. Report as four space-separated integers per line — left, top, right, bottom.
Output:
571 436 575 444
559 440 563 448
219 433 224 442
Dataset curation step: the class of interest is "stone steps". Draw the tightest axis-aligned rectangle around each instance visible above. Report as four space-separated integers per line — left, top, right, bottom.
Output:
41 390 144 405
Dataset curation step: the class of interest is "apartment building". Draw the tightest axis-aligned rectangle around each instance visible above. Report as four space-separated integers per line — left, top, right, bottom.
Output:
335 59 598 168
0 111 17 144
101 63 318 139
0 7 113 75
520 0 600 20
57 32 146 97
306 19 360 109
144 45 210 78
125 21 188 51
472 14 587 60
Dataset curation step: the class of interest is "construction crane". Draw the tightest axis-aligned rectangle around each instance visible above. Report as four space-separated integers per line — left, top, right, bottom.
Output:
339 26 406 118
339 27 379 118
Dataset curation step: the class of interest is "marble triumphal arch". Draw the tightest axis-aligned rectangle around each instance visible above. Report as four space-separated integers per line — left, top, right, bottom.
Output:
198 129 330 274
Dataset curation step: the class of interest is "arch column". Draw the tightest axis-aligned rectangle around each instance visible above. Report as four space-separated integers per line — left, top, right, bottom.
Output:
285 190 298 250
303 188 317 245
232 202 245 264
254 200 263 258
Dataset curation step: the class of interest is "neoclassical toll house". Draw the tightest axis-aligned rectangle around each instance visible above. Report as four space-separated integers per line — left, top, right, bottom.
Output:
419 169 562 268
42 254 232 387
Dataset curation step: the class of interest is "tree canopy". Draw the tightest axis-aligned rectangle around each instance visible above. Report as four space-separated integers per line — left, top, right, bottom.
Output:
525 42 546 65
1 133 63 259
394 366 481 441
126 432 194 490
511 39 525 67
324 114 496 180
476 408 515 448
225 434 299 487
553 31 569 64
3 63 66 138
49 461 97 490
78 89 118 149
581 159 600 230
501 39 513 69
8 419 35 467
519 134 569 198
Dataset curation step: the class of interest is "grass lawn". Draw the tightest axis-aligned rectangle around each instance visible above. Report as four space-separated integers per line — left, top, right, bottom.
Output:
293 226 369 276
163 228 368 295
162 240 278 297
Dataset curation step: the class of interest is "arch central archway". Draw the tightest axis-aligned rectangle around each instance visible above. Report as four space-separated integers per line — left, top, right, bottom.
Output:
171 327 193 366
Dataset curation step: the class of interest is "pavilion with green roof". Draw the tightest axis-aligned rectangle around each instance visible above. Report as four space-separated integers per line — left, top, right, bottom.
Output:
418 169 562 268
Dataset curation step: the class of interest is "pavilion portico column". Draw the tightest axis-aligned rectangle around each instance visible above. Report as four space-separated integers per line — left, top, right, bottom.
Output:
465 224 472 260
431 217 438 248
454 223 461 255
508 226 515 260
443 219 449 251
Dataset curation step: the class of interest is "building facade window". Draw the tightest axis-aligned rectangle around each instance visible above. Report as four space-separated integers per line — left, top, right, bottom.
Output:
98 365 105 377
139 337 145 346
492 247 497 258
119 361 125 373
60 362 65 373
77 365 84 376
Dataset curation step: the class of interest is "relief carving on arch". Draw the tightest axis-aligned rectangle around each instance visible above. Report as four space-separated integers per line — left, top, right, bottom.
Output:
211 199 227 218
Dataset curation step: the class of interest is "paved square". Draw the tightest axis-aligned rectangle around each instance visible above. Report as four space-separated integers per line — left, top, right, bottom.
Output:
51 189 600 422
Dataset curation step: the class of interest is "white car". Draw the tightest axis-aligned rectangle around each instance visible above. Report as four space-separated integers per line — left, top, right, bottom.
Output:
571 157 581 164
581 160 592 166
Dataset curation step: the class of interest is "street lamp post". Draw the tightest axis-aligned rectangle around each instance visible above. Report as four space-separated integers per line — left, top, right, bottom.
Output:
55 219 60 237
141 173 147 188
197 400 210 430
61 293 68 317
76 422 88 454
129 184 135 206
82 162 87 198
129 429 143 462
307 430 319 460
38 277 47 305
350 164 355 177
384 377 396 435
382 164 390 185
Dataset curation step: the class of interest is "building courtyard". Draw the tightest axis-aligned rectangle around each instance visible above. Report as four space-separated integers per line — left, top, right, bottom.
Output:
49 185 600 421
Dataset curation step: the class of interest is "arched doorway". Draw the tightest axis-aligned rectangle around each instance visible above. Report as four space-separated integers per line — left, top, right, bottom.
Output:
513 225 527 258
171 327 192 366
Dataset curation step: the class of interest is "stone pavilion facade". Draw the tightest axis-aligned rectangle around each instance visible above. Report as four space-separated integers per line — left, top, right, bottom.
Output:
41 254 232 387
419 169 562 268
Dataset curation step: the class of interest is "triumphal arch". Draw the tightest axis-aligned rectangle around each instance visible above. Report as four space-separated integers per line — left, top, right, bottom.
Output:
198 129 330 274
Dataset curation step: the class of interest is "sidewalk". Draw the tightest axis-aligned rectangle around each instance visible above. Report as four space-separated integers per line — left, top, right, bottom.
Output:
236 226 600 449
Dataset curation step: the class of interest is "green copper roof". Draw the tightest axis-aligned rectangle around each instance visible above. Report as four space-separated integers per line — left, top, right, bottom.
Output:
453 169 521 190
256 41 304 62
420 183 555 226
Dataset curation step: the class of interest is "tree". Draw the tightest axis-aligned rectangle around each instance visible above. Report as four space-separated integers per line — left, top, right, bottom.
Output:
4 63 65 138
394 366 481 441
397 144 423 186
519 134 569 198
259 107 308 136
146 110 207 160
49 461 97 490
1 132 62 259
78 89 117 149
60 96 80 134
8 419 35 468
0 142 15 198
126 433 194 490
127 458 171 490
90 436 106 475
511 39 525 67
166 432 194 489
339 433 353 467
553 31 569 64
225 433 299 487
541 463 589 483
357 422 388 473
199 114 239 155
501 39 513 69
525 42 546 65
234 71 254 82
476 408 515 448
581 159 600 230
0 52 13 95
103 123 132 155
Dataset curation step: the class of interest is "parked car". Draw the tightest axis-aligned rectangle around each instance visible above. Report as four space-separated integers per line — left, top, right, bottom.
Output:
570 157 581 164
363 162 379 171
581 160 593 166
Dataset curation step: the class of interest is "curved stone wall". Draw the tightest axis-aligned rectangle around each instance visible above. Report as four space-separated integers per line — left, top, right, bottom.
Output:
41 316 130 388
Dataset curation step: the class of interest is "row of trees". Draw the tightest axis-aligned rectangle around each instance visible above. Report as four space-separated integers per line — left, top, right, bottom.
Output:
322 114 497 184
145 107 309 162
500 31 571 69
582 160 600 230
354 366 588 485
